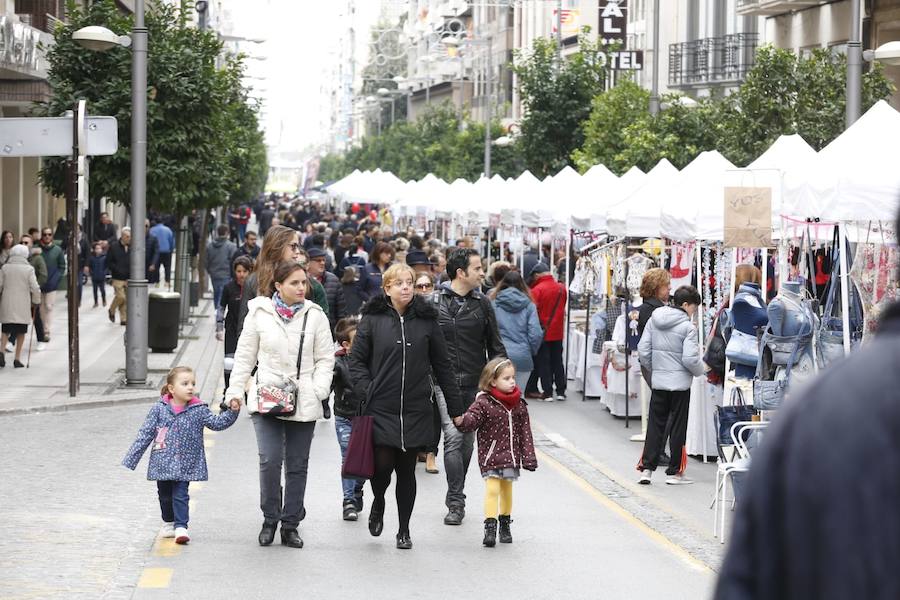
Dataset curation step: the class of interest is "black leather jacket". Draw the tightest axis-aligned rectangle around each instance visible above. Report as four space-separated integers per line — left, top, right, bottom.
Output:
431 283 507 402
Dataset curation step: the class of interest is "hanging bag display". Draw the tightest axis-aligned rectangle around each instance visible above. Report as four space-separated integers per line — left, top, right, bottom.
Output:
724 309 760 367
715 387 757 447
255 313 309 417
753 322 808 411
817 227 864 367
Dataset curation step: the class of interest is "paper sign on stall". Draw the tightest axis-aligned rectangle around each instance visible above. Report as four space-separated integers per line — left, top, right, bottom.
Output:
724 187 773 248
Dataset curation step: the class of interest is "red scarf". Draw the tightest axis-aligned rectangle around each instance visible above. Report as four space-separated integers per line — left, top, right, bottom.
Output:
489 385 521 410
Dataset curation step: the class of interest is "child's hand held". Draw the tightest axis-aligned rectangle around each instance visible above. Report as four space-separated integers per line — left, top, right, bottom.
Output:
229 398 241 412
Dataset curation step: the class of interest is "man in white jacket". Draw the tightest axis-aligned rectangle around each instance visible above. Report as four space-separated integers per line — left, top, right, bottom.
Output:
636 285 705 485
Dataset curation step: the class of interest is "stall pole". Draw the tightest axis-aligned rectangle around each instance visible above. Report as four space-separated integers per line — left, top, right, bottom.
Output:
624 258 630 428
537 227 543 262
564 227 573 382
838 221 852 356
582 291 591 402
760 247 767 300
695 241 707 461
723 248 739 387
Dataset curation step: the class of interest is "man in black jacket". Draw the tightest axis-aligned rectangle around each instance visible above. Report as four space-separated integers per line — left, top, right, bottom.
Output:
432 247 507 525
106 227 131 325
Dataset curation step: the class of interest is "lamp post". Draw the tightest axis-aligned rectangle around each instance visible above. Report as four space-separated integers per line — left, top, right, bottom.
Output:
445 34 494 177
73 0 148 386
649 0 661 116
846 0 862 127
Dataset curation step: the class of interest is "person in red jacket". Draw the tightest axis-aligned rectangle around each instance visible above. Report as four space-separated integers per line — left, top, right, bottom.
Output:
525 263 568 401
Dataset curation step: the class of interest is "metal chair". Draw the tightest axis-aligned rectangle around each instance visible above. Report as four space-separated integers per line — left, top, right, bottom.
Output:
712 420 769 544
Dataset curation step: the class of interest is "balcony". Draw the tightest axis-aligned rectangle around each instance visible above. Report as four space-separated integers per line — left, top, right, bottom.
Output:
668 33 759 90
736 0 825 17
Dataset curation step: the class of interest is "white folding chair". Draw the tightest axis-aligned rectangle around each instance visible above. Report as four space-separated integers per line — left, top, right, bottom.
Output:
712 421 769 544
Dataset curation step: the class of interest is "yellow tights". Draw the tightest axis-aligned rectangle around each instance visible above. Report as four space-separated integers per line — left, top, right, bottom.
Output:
484 478 513 520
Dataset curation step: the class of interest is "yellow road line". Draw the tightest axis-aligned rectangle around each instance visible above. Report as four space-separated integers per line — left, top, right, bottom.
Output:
537 449 712 574
152 538 182 558
137 568 172 588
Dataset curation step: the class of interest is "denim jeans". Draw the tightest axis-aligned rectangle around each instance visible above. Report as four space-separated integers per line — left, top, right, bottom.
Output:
334 416 364 505
157 480 190 528
251 415 315 528
212 278 230 310
436 385 476 510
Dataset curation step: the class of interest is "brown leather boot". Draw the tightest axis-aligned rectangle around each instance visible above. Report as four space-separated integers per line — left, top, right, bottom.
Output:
425 452 439 474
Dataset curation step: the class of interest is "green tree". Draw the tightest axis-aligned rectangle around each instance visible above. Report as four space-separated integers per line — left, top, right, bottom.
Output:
38 0 265 216
571 80 649 174
512 30 610 177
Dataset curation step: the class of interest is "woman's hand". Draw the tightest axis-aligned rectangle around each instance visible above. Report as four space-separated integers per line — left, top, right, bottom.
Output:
228 398 241 412
452 416 463 427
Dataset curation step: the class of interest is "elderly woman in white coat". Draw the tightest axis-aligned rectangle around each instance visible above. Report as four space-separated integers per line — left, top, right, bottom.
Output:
226 261 335 549
0 244 41 368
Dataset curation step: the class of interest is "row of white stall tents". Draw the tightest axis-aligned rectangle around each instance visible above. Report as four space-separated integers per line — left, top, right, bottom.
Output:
325 100 900 248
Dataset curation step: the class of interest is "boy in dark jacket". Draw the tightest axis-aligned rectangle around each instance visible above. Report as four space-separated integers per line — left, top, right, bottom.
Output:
88 242 108 307
332 318 364 521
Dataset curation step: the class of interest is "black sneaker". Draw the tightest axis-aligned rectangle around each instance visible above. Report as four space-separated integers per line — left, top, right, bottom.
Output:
443 506 465 526
353 494 364 513
342 502 359 521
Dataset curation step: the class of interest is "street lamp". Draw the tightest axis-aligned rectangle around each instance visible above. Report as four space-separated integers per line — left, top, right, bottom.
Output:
73 1 149 387
445 35 494 178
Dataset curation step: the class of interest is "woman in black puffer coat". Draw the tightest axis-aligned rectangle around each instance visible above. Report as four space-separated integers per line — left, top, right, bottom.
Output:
349 264 462 550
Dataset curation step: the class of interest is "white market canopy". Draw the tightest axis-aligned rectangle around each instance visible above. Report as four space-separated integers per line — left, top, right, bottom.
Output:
660 150 737 241
607 159 678 238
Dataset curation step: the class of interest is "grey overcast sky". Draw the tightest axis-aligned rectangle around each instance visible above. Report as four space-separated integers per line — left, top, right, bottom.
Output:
224 0 384 155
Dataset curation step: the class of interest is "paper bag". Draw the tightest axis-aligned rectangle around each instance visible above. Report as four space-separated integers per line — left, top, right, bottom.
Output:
724 187 773 248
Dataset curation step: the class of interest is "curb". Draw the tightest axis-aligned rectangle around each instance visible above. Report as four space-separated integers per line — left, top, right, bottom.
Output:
0 395 159 417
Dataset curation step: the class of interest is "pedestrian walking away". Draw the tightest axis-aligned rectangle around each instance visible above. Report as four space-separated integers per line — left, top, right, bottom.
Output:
431 248 507 526
331 317 365 521
307 246 346 330
636 286 705 485
490 271 544 393
38 227 66 344
226 261 335 549
149 219 175 286
526 262 568 401
206 224 238 309
349 264 464 549
122 367 240 545
455 357 537 547
0 245 41 368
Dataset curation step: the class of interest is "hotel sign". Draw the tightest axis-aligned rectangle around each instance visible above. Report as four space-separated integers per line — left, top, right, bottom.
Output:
598 0 643 71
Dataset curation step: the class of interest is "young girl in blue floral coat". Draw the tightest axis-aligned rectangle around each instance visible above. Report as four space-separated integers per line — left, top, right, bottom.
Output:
123 366 240 544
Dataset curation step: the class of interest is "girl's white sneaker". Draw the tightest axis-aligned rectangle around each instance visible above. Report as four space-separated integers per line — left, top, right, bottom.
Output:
174 527 190 544
159 522 176 538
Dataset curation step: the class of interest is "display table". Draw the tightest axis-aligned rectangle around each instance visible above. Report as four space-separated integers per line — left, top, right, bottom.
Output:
686 377 721 459
566 327 604 397
567 326 640 417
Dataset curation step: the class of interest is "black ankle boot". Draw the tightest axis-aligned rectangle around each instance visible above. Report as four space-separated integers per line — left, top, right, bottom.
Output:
396 531 412 550
498 515 512 544
483 518 497 547
280 527 303 548
258 520 277 546
368 501 384 537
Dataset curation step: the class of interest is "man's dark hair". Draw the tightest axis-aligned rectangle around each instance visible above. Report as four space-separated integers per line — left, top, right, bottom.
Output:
310 233 325 248
673 285 701 307
446 248 480 281
409 235 424 250
217 224 230 237
245 230 257 239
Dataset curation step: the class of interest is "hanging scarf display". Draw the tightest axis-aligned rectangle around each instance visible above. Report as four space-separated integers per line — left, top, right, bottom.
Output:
272 292 304 324
669 241 695 290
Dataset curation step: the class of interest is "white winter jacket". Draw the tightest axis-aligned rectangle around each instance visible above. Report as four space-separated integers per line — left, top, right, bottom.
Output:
638 306 705 391
225 296 335 422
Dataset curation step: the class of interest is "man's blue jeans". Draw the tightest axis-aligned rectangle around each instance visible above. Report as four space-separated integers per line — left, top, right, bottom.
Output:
212 277 230 309
157 480 190 528
334 416 364 506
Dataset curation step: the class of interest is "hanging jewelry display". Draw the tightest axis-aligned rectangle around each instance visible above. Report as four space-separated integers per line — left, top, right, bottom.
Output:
702 245 714 340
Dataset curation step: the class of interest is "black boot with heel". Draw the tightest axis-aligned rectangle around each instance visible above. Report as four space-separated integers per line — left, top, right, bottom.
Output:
258 520 277 546
483 518 497 547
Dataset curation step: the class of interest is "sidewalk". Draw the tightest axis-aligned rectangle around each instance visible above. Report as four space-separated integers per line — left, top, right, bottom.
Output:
0 282 223 416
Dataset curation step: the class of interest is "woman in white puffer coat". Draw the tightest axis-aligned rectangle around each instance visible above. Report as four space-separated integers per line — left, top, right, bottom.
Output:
226 261 335 549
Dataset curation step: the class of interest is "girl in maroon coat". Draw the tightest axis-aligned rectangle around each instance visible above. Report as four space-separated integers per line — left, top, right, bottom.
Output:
454 357 538 547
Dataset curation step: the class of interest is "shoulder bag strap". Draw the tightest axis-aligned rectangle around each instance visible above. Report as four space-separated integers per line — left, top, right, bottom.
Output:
543 288 565 330
295 312 310 379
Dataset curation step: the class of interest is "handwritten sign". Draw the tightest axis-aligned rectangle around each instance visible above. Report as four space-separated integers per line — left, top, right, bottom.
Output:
724 187 773 248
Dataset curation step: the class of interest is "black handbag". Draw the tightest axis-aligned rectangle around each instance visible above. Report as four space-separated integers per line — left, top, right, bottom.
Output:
715 388 757 449
703 310 727 380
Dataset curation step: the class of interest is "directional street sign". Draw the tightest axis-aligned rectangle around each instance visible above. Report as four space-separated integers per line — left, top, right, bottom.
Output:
0 116 118 157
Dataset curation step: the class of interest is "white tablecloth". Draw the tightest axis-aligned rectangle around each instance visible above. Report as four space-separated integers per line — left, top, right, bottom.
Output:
686 378 722 459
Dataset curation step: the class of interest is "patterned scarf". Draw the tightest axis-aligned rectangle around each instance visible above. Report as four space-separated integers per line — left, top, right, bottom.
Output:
272 291 304 324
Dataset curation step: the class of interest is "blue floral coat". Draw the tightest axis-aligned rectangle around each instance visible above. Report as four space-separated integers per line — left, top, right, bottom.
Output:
122 396 238 481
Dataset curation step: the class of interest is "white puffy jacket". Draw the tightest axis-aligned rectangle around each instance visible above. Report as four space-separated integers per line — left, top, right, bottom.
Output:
225 296 335 422
638 306 705 391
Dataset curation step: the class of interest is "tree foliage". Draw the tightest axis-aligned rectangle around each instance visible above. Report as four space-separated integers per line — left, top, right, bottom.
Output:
38 0 267 216
512 31 610 177
576 45 895 172
318 103 523 183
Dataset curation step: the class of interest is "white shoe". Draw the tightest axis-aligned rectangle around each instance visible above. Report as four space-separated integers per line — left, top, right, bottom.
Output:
665 474 694 485
554 394 567 401
542 396 555 402
160 522 176 538
5 342 13 352
638 469 652 485
174 527 190 544
35 342 47 351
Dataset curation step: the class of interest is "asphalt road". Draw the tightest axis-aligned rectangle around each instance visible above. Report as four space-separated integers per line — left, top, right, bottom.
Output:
1 402 715 600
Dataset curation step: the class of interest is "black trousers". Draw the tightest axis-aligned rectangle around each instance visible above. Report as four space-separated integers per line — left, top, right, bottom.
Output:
639 389 691 476
527 340 567 397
